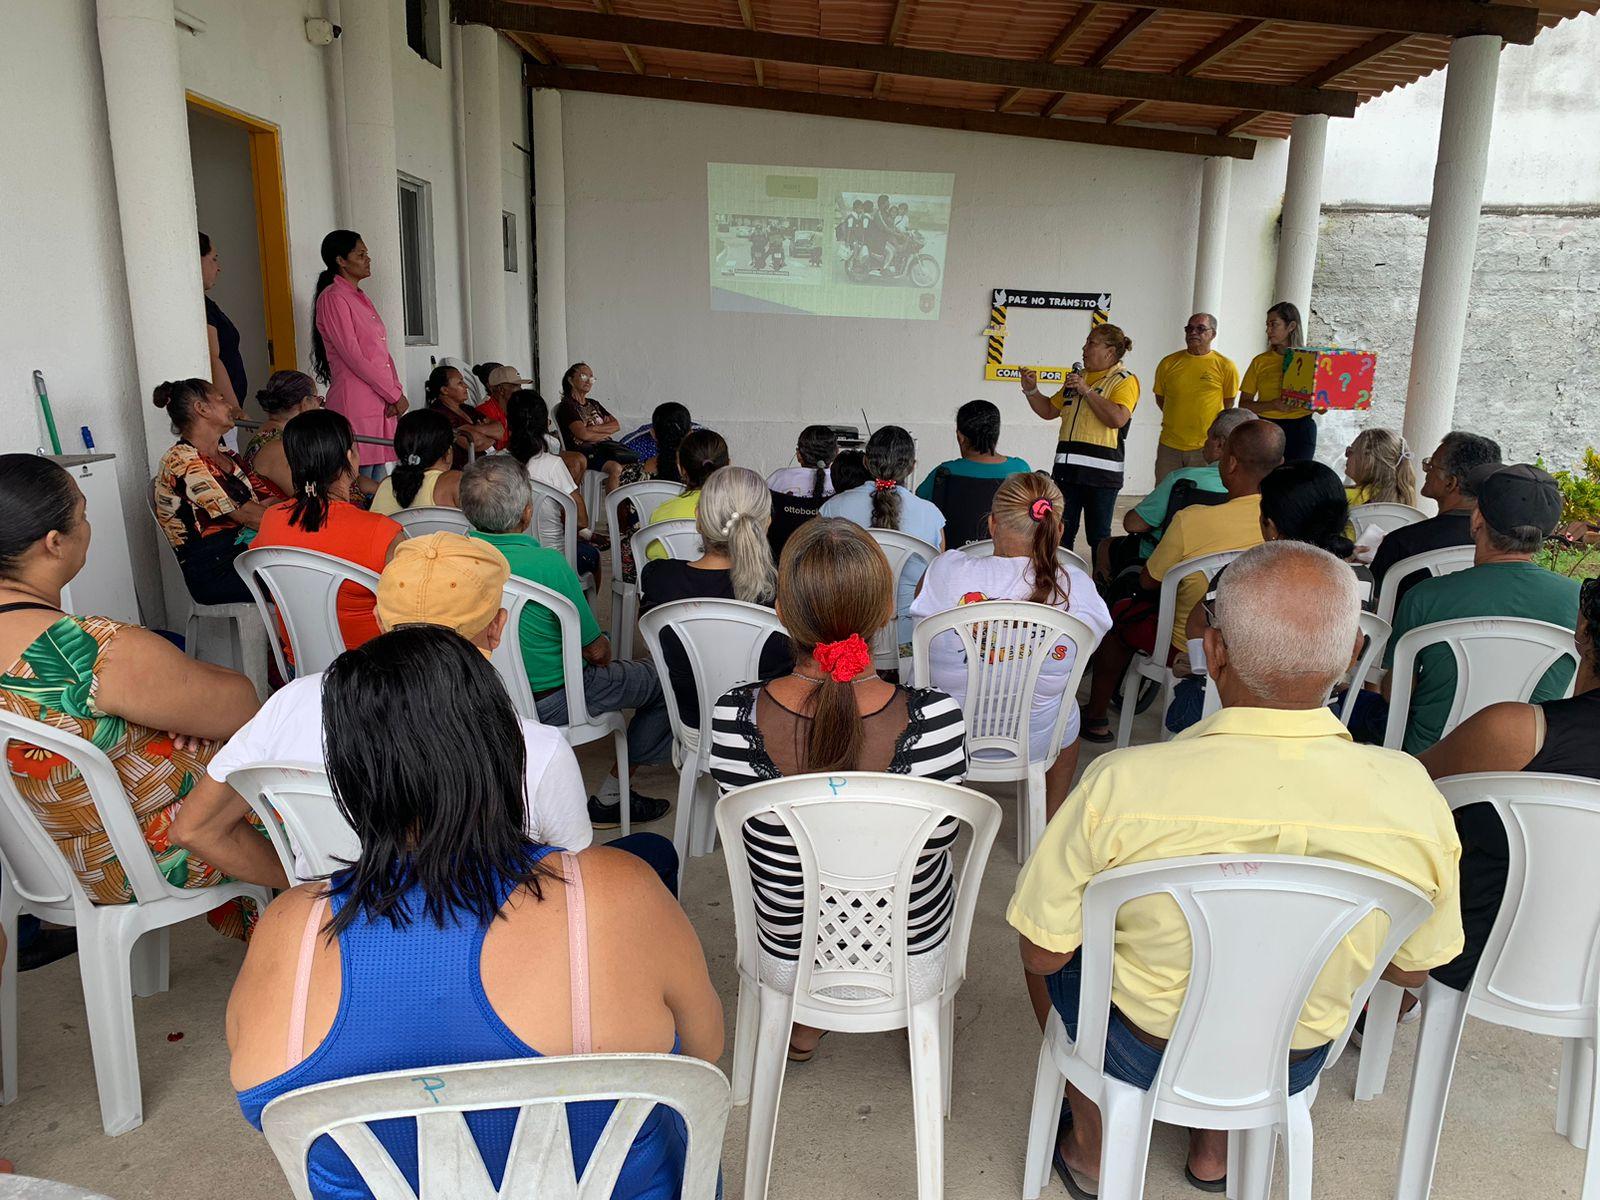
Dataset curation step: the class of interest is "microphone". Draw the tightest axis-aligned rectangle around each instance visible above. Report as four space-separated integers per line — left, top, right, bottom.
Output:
1071 361 1084 375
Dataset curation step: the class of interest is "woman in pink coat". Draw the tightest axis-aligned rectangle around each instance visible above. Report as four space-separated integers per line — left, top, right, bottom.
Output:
311 230 408 477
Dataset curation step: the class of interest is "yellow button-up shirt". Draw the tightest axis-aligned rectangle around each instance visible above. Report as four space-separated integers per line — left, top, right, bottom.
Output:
1007 706 1463 1048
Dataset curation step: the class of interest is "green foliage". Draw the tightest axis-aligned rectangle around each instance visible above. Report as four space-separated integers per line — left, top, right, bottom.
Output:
1536 449 1600 578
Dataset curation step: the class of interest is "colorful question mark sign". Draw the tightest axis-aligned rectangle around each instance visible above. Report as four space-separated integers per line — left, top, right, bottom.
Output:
1339 372 1353 392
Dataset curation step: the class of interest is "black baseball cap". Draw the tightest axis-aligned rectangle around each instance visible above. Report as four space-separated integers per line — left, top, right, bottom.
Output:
1465 463 1563 536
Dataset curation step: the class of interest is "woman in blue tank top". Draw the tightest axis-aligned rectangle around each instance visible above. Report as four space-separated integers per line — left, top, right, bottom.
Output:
227 625 724 1199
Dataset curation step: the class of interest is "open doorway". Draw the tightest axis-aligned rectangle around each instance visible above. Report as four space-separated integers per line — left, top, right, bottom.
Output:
186 94 296 418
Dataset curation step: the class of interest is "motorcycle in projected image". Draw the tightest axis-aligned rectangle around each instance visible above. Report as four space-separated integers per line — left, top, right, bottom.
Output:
833 191 947 289
844 229 942 288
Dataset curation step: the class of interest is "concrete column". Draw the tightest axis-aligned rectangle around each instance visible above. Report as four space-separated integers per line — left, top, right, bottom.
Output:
337 0 408 389
1192 156 1232 316
1274 113 1329 317
531 89 569 401
1403 35 1502 460
95 0 210 477
463 25 507 362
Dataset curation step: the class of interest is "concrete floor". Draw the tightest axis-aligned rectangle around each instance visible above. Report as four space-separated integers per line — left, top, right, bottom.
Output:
0 512 1584 1196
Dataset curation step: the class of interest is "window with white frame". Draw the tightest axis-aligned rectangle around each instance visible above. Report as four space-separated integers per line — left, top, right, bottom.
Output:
396 174 437 345
503 211 518 273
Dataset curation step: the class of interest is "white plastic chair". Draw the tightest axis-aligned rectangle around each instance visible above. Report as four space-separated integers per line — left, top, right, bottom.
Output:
910 600 1101 862
225 763 355 884
961 538 1091 577
605 480 686 659
629 519 701 579
488 575 634 836
527 477 596 599
866 528 941 676
234 546 382 680
0 710 272 1134
1383 617 1579 750
717 772 1001 1200
1363 773 1600 1200
1371 544 1478 626
1115 549 1243 749
260 1053 731 1200
1351 502 1427 541
146 479 269 697
1337 610 1392 726
390 505 473 538
1020 854 1434 1200
637 599 786 877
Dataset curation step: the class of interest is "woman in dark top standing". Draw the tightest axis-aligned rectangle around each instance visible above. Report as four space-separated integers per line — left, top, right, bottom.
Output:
1418 577 1600 993
639 466 790 727
200 233 248 430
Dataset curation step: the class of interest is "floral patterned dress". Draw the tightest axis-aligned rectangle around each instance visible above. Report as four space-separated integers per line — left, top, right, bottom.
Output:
0 614 255 938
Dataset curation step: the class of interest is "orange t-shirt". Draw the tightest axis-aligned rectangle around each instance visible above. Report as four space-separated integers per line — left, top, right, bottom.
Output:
254 500 401 650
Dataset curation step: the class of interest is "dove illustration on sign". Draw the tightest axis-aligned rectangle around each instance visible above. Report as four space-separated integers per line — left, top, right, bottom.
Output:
994 289 1008 306
1096 293 1111 310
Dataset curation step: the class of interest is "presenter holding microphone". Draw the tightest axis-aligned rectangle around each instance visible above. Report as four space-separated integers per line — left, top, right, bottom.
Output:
1021 323 1139 553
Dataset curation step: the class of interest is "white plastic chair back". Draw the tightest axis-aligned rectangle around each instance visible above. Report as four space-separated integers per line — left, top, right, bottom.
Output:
605 480 685 578
1371 543 1477 625
391 506 473 538
716 773 999 1025
260 1054 731 1200
865 529 941 672
629 519 701 570
1076 854 1432 1123
961 538 1091 577
490 576 595 725
638 600 786 760
1351 502 1427 539
225 763 357 884
1337 610 1392 726
1439 772 1600 1037
235 546 381 679
526 478 579 564
1383 617 1579 749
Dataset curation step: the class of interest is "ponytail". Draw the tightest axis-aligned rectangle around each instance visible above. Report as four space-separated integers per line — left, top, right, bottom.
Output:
696 467 775 604
390 409 453 508
864 425 915 531
795 424 839 501
651 402 693 485
311 230 362 385
284 409 355 534
991 473 1070 607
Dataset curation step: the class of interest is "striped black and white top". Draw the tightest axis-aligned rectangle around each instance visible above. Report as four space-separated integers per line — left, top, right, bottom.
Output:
709 682 968 960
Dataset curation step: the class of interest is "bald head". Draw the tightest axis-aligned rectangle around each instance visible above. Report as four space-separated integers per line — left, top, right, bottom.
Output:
1221 419 1286 494
1211 542 1359 705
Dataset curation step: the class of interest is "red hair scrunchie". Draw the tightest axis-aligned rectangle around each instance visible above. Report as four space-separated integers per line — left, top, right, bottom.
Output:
873 478 898 492
812 633 873 682
1029 497 1055 522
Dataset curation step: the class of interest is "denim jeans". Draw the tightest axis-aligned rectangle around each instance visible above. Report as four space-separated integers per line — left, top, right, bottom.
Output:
534 659 674 766
609 832 680 896
1046 954 1330 1092
1056 483 1119 555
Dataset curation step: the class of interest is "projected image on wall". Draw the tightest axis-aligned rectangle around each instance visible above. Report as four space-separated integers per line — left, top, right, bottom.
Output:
709 163 954 319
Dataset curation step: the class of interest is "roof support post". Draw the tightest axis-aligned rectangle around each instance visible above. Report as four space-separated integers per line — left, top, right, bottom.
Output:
1402 35 1502 464
531 89 569 403
1193 156 1232 316
1274 113 1328 319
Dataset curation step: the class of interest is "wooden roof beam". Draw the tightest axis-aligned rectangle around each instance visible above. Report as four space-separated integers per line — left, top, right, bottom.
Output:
1044 7 1158 118
1127 0 1538 44
997 3 1099 112
592 0 645 74
524 65 1259 158
459 2 1360 117
734 0 764 87
1106 16 1264 125
1218 30 1408 135
871 0 914 99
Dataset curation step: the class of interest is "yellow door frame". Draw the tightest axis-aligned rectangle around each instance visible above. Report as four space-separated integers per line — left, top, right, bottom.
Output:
186 92 297 374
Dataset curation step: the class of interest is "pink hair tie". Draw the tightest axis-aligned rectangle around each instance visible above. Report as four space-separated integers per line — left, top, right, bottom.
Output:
1029 497 1054 522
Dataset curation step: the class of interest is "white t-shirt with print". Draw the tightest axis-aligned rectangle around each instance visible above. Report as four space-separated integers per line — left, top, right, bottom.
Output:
523 453 581 552
205 673 592 879
908 551 1112 759
767 465 834 499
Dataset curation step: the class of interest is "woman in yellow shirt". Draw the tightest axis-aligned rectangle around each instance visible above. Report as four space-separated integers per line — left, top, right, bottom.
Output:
1020 323 1139 554
1239 301 1318 462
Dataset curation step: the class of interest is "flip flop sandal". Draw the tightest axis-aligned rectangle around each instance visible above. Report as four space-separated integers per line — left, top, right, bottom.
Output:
1184 1165 1227 1193
1053 1105 1099 1199
1080 721 1114 745
787 1031 828 1063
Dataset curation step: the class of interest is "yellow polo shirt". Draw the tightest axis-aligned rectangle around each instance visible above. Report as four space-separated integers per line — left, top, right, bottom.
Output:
1153 350 1240 451
1144 493 1264 652
1007 706 1463 1049
1242 349 1309 421
644 489 700 560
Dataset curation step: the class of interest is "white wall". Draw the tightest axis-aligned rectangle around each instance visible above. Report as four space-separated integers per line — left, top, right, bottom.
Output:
189 107 270 409
1323 16 1600 207
558 92 1289 493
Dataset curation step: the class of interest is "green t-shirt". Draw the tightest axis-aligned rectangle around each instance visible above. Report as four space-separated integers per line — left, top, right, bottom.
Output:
914 456 1032 500
470 530 601 692
1383 560 1580 754
1129 464 1225 549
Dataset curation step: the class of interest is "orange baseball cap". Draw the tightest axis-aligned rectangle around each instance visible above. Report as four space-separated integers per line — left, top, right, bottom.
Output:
376 533 509 639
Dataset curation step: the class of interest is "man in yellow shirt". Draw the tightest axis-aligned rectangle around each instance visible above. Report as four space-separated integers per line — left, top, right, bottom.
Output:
1079 420 1283 742
1010 542 1463 1194
1152 313 1240 483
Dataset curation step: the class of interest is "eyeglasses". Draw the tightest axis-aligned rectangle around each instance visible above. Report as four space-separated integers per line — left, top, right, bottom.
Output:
1202 594 1217 628
1183 324 1213 335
